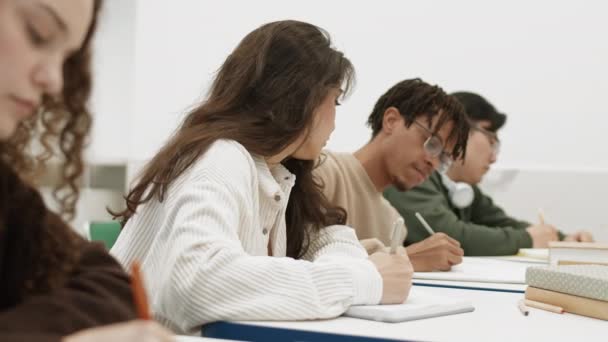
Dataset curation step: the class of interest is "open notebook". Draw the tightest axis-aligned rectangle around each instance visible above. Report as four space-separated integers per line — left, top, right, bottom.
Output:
344 287 474 323
489 248 549 264
412 257 530 284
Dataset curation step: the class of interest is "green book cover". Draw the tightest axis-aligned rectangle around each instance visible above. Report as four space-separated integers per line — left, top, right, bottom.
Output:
526 265 608 301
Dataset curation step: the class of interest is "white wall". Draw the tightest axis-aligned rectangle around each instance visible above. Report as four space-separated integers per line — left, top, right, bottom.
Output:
88 0 137 164
82 0 608 239
125 0 608 171
480 169 608 242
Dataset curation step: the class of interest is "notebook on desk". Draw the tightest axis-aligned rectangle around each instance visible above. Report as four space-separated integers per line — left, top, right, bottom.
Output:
489 248 549 264
412 257 529 284
344 287 474 323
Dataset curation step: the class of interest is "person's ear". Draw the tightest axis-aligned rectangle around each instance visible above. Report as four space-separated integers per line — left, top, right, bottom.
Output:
382 107 403 135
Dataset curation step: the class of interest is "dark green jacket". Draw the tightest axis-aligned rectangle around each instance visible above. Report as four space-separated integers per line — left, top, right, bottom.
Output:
384 172 563 256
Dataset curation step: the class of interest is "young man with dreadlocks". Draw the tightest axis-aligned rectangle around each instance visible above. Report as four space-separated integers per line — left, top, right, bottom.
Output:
314 79 470 271
384 91 594 256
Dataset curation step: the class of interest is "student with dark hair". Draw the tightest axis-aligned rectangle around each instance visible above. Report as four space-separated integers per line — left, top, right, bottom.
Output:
385 91 593 256
111 20 412 334
314 78 469 272
0 0 172 341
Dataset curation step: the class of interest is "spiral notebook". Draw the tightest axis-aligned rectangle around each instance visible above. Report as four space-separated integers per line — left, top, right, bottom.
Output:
344 287 474 323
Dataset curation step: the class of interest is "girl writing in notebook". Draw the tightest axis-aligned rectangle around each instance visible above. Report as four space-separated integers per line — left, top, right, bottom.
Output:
0 0 171 340
111 20 413 334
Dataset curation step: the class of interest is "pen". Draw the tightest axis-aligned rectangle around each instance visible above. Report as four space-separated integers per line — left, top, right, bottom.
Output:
415 212 436 236
538 208 545 225
131 261 151 320
517 299 529 316
524 299 564 314
390 217 405 254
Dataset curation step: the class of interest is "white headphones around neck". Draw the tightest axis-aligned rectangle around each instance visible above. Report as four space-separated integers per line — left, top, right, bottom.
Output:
440 173 474 209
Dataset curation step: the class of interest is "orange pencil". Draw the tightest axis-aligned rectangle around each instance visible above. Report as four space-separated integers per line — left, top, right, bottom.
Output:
130 261 151 320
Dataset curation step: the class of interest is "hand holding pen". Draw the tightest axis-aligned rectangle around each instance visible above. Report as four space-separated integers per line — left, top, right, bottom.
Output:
368 217 413 304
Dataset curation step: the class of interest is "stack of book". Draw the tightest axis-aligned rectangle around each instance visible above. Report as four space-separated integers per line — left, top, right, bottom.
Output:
549 241 608 266
525 265 608 320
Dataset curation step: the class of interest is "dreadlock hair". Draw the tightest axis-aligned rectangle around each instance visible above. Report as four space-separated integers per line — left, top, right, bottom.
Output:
367 78 470 160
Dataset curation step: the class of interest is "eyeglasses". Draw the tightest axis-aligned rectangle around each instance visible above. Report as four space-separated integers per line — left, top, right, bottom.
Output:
412 121 453 173
472 125 501 155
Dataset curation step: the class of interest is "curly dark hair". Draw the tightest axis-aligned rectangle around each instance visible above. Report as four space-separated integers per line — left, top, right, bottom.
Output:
367 78 470 160
0 0 104 222
112 20 353 259
0 0 104 299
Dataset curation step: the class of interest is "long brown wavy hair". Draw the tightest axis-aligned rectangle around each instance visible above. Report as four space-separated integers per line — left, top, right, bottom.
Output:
0 0 103 299
0 0 103 222
112 20 353 258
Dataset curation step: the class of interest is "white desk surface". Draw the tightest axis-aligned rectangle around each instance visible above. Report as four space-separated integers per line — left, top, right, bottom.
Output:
224 285 606 342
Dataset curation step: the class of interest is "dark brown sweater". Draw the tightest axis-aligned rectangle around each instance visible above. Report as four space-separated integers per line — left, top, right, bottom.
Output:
0 160 136 341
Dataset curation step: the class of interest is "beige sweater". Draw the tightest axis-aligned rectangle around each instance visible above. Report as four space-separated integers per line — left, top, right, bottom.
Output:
314 151 403 248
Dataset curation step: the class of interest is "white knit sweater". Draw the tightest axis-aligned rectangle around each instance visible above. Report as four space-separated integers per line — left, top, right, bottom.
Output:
111 140 382 334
